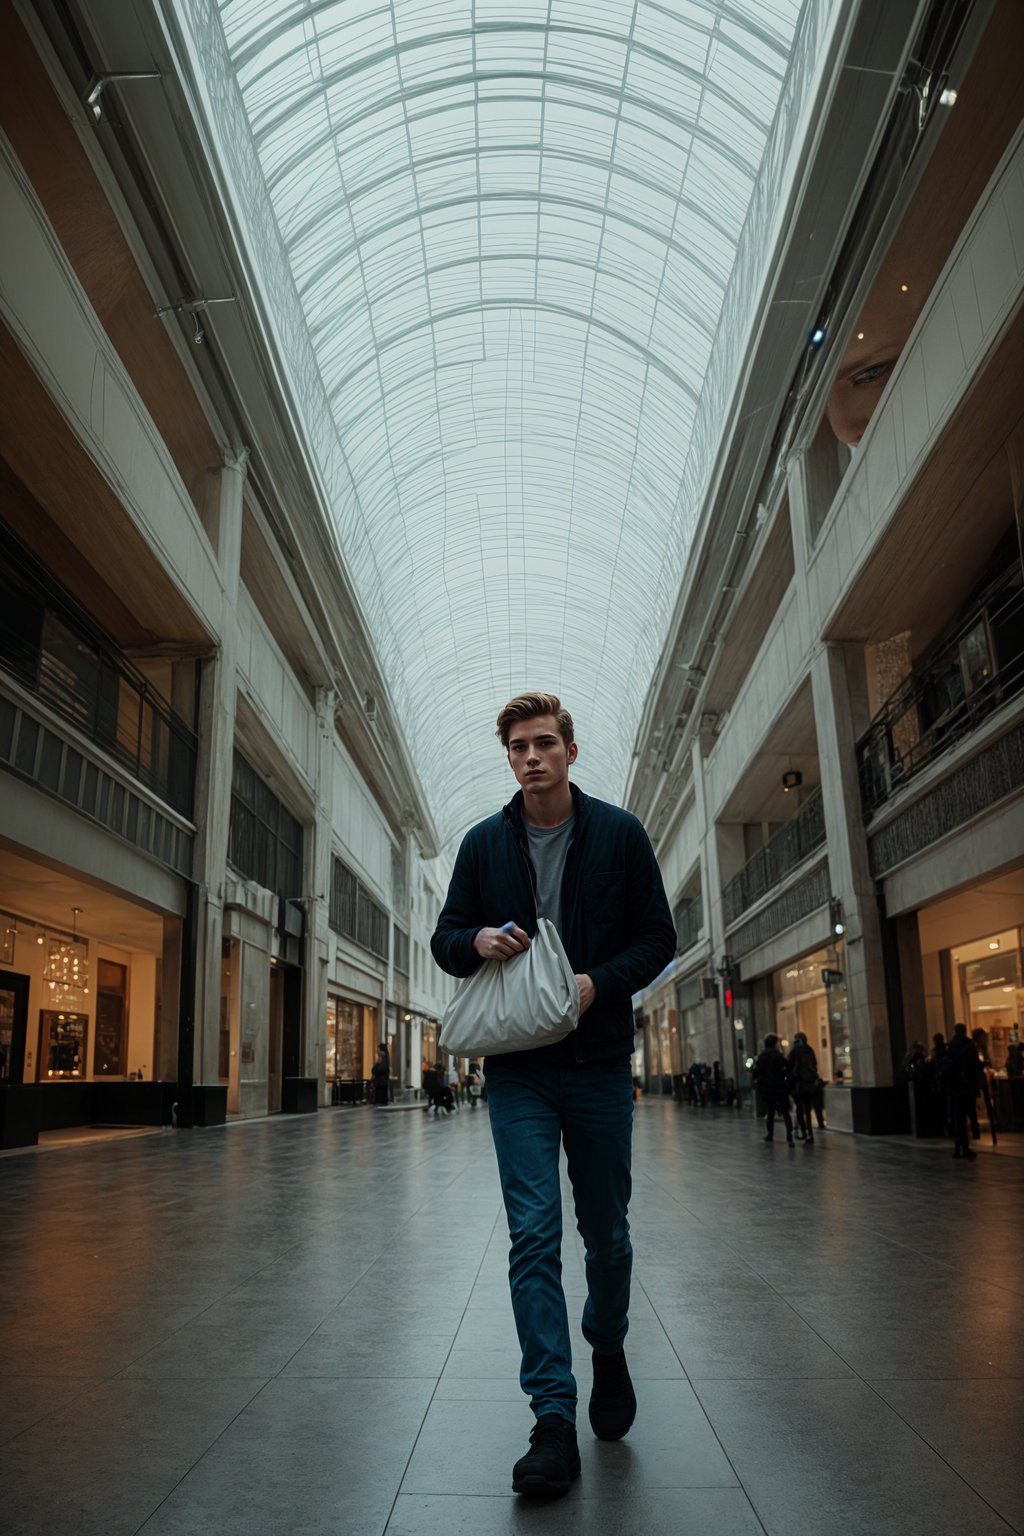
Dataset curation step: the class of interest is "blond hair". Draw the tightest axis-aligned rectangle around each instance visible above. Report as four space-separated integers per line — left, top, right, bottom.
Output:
495 692 575 750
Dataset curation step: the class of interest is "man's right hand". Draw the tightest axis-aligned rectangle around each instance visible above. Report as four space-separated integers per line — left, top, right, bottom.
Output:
473 924 531 961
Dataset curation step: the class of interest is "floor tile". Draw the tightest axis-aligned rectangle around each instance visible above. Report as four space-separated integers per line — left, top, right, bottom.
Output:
385 1487 764 1535
3 1095 1021 1536
693 1377 1016 1536
871 1378 1024 1532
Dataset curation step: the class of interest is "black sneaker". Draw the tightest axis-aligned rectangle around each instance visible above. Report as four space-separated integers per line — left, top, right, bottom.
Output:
512 1416 580 1497
589 1348 637 1441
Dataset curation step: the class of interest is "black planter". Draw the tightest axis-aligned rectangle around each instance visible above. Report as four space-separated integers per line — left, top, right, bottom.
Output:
282 1077 318 1114
191 1084 228 1127
0 1085 42 1148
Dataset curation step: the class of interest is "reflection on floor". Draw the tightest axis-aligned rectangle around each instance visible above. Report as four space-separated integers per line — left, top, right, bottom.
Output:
1 1125 165 1157
1 1100 1021 1536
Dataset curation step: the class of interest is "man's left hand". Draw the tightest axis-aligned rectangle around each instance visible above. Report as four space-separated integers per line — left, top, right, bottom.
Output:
575 973 596 1015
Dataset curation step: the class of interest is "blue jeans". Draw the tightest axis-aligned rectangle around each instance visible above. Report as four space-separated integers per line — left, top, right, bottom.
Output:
485 1055 634 1424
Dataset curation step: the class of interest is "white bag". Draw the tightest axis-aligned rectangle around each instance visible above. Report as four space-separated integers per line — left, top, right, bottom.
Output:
439 918 580 1059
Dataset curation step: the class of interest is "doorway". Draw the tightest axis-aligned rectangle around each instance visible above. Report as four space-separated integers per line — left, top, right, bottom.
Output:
0 970 29 1083
268 965 283 1114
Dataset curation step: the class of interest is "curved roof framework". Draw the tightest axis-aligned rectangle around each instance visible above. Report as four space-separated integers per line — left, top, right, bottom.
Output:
211 0 804 845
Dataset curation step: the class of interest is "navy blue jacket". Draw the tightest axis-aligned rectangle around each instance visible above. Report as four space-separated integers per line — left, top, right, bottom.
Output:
430 783 675 1063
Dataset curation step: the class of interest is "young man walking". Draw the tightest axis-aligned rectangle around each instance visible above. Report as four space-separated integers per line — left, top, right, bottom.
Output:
431 693 675 1497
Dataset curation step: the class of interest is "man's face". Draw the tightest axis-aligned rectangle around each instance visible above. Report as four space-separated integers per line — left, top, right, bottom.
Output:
825 282 921 445
506 713 577 799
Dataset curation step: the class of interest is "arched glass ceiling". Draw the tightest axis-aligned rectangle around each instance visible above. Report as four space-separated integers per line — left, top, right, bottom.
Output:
208 0 805 846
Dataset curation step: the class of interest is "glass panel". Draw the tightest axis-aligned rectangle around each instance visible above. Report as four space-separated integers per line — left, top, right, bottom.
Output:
39 1010 88 1080
773 945 852 1085
169 0 810 845
94 962 128 1077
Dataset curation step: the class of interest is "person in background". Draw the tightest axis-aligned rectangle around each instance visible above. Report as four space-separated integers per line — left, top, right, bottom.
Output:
942 1023 983 1160
467 1060 484 1108
788 1031 819 1144
435 1059 454 1114
899 1041 928 1081
754 1034 795 1146
691 1059 705 1107
1005 1041 1024 1078
930 1032 951 1136
421 1059 437 1112
371 1043 390 1108
971 1028 997 1145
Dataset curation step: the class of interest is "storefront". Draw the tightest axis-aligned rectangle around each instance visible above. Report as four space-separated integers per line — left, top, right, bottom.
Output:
910 870 1024 1133
420 1018 438 1072
949 929 1021 1065
0 843 178 1144
772 942 852 1084
325 993 378 1102
643 999 680 1093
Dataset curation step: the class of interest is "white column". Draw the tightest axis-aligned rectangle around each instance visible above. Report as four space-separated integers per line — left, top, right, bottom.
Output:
191 451 248 1087
810 642 891 1086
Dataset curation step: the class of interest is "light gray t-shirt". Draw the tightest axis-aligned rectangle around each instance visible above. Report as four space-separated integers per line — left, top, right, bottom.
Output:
524 815 575 938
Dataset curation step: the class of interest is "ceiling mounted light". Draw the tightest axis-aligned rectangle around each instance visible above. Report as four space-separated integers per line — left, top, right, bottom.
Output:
939 88 958 106
989 941 1000 950
782 770 802 792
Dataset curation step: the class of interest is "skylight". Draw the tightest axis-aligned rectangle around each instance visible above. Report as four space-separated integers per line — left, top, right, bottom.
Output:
178 0 808 845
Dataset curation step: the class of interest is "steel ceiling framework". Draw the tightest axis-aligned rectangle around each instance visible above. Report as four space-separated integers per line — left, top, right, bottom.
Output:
180 0 809 844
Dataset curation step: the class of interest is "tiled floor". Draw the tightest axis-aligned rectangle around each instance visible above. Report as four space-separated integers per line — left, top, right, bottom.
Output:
2 1098 1022 1536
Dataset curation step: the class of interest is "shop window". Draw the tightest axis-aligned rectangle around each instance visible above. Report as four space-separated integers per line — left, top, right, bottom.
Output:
773 945 852 1084
39 1010 87 1080
953 929 1022 1070
93 959 128 1076
325 996 364 1082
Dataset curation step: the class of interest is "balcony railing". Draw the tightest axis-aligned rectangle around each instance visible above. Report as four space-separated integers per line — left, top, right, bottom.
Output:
857 576 1024 816
1 622 196 818
1 525 197 816
722 786 827 927
673 895 703 954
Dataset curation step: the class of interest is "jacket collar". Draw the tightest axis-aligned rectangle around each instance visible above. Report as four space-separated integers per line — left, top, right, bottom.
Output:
503 780 588 831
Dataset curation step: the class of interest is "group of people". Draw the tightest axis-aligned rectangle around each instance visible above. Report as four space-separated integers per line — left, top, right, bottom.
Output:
678 1059 737 1107
752 1031 825 1145
901 1024 1007 1158
420 1058 485 1114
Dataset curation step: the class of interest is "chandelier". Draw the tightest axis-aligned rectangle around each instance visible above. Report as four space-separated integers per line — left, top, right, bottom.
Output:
42 907 90 1010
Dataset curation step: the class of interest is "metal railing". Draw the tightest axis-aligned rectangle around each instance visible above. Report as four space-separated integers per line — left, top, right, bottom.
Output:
2 628 196 817
1 531 197 816
857 578 1024 816
674 895 703 953
722 786 827 927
